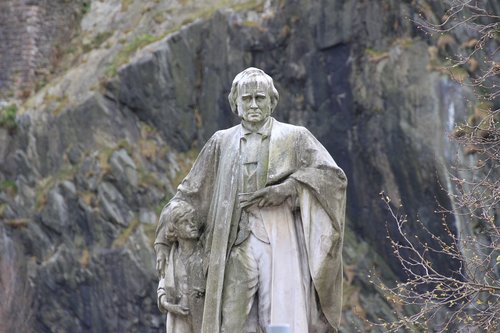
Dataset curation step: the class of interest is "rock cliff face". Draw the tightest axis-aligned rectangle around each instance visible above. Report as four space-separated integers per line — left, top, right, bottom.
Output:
0 0 492 332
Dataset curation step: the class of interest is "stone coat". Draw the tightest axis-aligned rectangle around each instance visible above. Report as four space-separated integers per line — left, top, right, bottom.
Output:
155 118 347 332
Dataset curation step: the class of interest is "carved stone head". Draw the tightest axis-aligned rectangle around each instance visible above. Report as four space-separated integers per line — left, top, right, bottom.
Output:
228 67 279 119
165 201 201 241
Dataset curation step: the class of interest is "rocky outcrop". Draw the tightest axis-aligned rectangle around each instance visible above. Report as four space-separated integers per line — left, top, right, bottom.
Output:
1 0 494 332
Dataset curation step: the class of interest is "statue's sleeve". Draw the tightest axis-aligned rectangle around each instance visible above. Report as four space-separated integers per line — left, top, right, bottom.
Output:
157 277 167 312
154 132 221 247
290 128 347 226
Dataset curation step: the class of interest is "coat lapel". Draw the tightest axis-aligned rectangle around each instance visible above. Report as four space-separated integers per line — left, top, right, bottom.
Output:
267 119 298 185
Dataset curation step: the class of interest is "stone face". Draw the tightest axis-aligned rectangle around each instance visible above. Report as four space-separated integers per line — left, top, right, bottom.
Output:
0 0 492 332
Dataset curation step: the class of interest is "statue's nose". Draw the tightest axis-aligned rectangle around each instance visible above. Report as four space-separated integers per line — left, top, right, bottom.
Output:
250 98 258 109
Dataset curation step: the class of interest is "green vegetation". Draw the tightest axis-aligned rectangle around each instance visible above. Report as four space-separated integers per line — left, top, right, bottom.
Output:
0 179 17 191
0 104 17 132
138 169 160 189
240 20 261 28
105 0 264 78
121 0 133 12
365 38 413 63
173 148 200 187
447 65 469 83
143 222 157 245
82 1 91 15
178 0 264 27
112 218 140 248
35 77 48 91
96 139 133 175
105 34 162 77
83 31 113 52
155 195 172 217
454 100 497 140
153 11 165 24
231 0 264 12
4 218 30 228
52 96 69 116
365 48 389 62
35 166 76 210
392 37 414 48
42 94 70 116
0 203 6 218
79 248 90 267
0 179 17 195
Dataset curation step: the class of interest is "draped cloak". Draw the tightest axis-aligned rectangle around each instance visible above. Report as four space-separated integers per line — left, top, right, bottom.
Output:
155 118 347 332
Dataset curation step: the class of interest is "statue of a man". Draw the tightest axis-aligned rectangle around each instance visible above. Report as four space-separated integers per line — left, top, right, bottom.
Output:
155 67 347 333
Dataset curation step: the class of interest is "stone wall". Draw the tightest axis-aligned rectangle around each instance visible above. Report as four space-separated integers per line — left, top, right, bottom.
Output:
0 0 85 97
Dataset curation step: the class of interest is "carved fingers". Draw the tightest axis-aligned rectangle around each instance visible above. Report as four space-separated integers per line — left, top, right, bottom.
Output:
168 304 190 316
239 190 265 208
240 182 292 208
257 185 288 207
160 297 190 316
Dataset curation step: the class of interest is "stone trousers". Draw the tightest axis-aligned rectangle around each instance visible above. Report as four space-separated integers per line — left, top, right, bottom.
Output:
221 233 271 333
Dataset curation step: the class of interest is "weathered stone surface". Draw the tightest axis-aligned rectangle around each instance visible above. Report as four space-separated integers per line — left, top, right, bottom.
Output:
97 182 132 227
1 0 496 332
33 243 161 333
139 209 156 225
0 128 9 167
313 0 354 49
109 148 139 201
40 187 69 233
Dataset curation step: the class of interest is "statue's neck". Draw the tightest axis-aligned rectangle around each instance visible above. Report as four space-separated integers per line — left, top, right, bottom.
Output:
177 238 196 257
241 117 269 132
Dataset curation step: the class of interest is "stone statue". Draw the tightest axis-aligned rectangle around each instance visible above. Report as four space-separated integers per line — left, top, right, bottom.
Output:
157 200 205 333
155 67 347 333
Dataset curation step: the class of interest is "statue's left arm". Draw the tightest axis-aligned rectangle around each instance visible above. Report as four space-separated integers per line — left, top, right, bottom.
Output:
243 126 347 219
290 127 347 330
289 127 347 225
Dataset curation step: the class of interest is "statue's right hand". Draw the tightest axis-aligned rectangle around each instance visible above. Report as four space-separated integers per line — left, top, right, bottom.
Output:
166 304 190 316
160 297 190 316
155 244 169 277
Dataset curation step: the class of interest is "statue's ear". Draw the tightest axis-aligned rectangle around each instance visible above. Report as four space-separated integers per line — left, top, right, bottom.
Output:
229 98 236 114
271 97 279 113
228 81 239 116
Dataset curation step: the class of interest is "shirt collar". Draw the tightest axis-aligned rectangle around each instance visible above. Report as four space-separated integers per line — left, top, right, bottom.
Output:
241 117 273 139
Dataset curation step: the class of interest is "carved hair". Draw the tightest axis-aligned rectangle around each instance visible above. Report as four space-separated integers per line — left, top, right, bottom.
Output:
165 200 197 242
228 67 279 116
